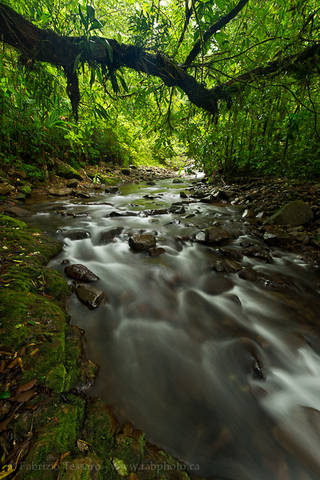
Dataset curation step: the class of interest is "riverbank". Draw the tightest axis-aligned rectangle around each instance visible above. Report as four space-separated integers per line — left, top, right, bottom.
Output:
0 214 205 479
0 162 209 479
1 162 320 478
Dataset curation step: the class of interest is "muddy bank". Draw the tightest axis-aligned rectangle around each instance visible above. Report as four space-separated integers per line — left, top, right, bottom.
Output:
0 214 204 480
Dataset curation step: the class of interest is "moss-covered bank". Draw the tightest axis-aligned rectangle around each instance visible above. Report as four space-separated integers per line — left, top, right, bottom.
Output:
0 214 202 480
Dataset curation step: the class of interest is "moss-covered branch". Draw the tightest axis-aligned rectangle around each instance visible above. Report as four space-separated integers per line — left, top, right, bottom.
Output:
0 2 319 118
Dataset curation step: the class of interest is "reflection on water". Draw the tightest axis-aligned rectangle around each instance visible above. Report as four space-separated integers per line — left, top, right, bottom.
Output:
29 177 320 479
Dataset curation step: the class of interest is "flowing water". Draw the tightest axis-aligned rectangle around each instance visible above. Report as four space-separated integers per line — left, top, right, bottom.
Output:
28 176 320 480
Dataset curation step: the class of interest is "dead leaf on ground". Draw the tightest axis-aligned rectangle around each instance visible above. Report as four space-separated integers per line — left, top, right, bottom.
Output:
51 458 59 470
60 451 71 461
16 379 37 394
77 439 89 452
13 389 37 403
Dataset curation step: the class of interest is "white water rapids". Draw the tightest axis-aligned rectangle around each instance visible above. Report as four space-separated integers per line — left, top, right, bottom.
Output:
29 176 320 480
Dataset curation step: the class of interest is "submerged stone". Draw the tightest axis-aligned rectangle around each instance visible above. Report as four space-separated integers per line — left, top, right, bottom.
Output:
129 233 156 252
98 227 123 244
105 186 119 193
201 274 234 295
63 231 91 240
5 206 30 217
65 264 99 282
149 247 166 257
76 284 106 309
204 226 233 244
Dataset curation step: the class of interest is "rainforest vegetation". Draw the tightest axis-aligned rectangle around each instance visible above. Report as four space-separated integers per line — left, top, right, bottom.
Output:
0 0 319 179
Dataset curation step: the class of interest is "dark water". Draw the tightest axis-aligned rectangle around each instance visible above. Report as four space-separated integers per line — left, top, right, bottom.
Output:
29 176 320 480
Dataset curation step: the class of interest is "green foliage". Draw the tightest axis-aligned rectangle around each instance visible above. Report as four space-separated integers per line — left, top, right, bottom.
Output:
184 80 320 178
1 0 319 179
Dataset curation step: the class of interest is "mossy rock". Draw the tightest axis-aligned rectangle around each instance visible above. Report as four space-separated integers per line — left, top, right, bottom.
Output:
18 183 32 195
43 267 71 301
1 263 43 293
64 325 98 391
267 200 313 226
56 161 82 181
0 216 62 266
97 174 120 185
16 395 85 479
46 364 67 392
113 427 145 470
84 399 118 458
0 214 27 229
59 455 104 480
138 445 193 480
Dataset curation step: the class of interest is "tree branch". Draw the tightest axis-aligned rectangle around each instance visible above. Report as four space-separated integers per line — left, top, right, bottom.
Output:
0 2 319 118
183 0 250 67
173 0 192 57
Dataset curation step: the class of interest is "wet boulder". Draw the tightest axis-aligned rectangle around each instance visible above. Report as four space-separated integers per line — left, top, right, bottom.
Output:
63 231 90 241
48 187 73 196
0 183 14 195
66 179 79 188
263 232 291 247
105 186 119 193
150 208 168 215
201 274 234 295
169 204 185 214
238 267 258 281
210 257 242 273
204 226 233 244
75 190 90 199
107 210 138 217
149 247 166 257
55 160 82 180
5 206 30 217
267 200 313 226
76 284 106 309
129 233 156 252
194 231 206 242
98 227 124 244
65 264 99 282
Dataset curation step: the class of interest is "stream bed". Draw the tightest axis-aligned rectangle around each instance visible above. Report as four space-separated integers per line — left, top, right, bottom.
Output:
27 176 320 480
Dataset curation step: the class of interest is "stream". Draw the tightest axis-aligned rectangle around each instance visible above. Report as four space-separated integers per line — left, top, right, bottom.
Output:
27 175 320 480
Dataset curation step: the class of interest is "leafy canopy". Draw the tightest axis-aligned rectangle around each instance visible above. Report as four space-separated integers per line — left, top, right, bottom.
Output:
0 0 319 177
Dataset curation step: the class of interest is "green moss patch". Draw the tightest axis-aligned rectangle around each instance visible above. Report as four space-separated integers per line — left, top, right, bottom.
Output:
16 395 85 480
84 399 118 457
56 161 83 180
59 455 104 480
